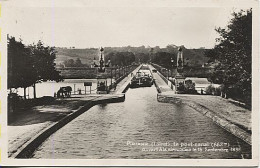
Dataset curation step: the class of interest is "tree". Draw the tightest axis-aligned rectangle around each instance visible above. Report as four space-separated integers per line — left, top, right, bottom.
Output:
63 58 84 67
206 9 252 104
152 52 176 69
135 53 150 63
63 59 75 67
30 40 63 98
75 58 83 67
105 52 135 66
8 37 34 99
184 79 196 94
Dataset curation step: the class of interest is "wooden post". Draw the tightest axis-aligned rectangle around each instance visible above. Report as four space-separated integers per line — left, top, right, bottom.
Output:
74 84 76 95
90 86 91 94
85 86 86 94
33 83 36 99
224 93 228 99
111 68 113 86
28 87 30 99
23 87 26 100
115 68 117 79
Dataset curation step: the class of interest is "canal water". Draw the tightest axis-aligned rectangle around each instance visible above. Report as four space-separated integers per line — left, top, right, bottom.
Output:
32 84 251 159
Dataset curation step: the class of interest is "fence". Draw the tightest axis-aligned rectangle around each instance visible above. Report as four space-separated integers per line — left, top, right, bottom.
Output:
151 63 175 91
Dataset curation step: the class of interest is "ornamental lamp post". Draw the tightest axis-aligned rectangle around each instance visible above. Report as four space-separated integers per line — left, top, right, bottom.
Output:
171 57 174 77
117 65 120 78
110 68 113 86
174 46 186 93
98 47 105 73
171 58 174 67
167 69 169 80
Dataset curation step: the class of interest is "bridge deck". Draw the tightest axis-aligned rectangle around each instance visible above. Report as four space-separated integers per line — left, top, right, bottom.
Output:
113 65 142 94
148 64 173 93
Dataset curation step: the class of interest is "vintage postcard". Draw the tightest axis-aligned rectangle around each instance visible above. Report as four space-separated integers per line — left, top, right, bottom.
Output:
0 0 259 166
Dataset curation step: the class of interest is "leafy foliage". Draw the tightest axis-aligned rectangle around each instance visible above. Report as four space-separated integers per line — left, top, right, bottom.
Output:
8 37 34 89
152 52 176 69
63 58 85 67
206 9 252 104
184 80 197 94
105 52 135 66
29 41 63 83
55 45 208 68
8 37 63 98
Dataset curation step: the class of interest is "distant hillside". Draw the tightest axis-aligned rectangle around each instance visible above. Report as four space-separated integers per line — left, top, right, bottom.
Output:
54 45 210 68
55 47 99 66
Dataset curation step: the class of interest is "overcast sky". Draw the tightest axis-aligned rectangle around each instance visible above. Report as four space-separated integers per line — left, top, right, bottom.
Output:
3 0 253 49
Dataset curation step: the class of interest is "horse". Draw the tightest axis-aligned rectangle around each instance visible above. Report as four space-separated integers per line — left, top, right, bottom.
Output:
57 86 72 98
65 86 72 96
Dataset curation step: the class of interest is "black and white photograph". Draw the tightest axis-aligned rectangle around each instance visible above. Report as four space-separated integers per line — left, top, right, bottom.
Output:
0 0 259 166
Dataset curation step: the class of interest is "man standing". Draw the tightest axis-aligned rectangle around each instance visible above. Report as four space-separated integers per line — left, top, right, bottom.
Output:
114 82 117 90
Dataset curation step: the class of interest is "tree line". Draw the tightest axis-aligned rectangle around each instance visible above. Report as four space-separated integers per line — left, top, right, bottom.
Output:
104 50 178 68
102 45 207 68
104 51 136 66
8 36 63 99
62 58 85 67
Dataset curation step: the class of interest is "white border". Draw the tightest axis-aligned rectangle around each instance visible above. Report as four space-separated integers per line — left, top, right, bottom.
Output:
0 0 259 166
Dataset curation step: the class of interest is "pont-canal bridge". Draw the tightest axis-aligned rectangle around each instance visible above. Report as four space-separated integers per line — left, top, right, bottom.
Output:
13 64 251 159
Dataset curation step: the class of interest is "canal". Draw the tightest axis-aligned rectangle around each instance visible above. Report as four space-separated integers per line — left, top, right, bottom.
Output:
32 71 251 159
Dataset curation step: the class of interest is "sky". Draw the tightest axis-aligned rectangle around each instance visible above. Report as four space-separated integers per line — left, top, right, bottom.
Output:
3 0 253 49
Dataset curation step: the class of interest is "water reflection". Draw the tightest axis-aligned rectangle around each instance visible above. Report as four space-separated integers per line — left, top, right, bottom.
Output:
33 85 251 159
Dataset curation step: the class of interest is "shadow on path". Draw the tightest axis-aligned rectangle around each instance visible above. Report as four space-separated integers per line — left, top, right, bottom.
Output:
8 99 88 126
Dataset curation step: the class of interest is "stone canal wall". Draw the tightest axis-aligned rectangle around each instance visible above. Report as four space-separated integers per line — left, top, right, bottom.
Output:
115 64 143 94
157 94 251 145
151 64 251 145
13 94 125 158
154 80 162 93
149 68 161 93
151 64 174 90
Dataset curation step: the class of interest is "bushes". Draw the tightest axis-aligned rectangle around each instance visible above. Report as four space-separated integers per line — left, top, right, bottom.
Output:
176 80 197 94
205 85 214 95
205 84 251 108
226 85 251 107
184 80 197 94
205 84 221 96
177 82 185 93
215 87 221 96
